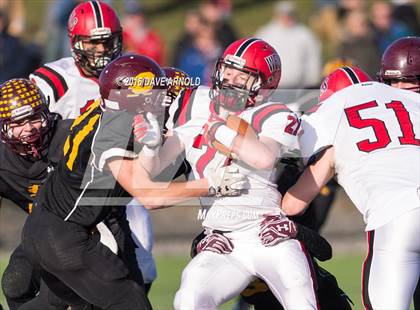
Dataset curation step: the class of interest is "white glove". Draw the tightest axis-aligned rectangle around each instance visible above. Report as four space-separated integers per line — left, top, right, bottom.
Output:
207 166 249 197
132 112 162 155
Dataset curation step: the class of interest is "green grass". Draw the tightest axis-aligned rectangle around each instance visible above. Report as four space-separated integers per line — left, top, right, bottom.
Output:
1 253 366 310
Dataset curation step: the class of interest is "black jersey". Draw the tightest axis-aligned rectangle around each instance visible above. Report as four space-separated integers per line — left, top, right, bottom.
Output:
37 100 137 227
0 116 72 213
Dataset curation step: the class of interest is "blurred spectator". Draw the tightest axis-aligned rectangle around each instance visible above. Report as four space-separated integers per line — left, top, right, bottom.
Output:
172 9 201 66
122 1 164 65
309 2 342 61
199 0 237 48
337 10 380 77
175 17 221 86
0 10 41 83
391 0 420 34
370 1 413 53
337 0 365 20
42 0 78 62
255 1 321 88
0 0 24 36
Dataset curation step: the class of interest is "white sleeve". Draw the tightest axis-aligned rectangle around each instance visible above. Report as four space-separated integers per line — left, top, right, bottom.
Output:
165 91 180 131
259 111 300 150
299 94 345 158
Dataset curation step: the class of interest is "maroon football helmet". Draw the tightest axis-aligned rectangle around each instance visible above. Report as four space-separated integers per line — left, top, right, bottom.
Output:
0 79 53 157
99 54 166 115
162 67 192 107
377 36 420 92
68 1 122 77
210 38 281 113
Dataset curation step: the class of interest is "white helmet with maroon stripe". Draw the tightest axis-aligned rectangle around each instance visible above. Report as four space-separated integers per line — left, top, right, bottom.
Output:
67 1 122 77
210 38 281 113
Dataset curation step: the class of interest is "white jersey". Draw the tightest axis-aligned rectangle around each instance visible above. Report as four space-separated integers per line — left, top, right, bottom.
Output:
300 81 420 230
30 57 100 119
169 86 299 231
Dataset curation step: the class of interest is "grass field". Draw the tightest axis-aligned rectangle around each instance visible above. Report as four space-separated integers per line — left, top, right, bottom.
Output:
1 253 366 310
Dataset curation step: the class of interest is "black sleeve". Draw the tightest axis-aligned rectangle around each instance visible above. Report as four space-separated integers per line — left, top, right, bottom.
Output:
91 111 137 171
295 223 332 261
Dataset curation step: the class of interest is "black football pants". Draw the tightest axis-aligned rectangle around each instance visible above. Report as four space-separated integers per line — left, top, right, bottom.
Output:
21 206 152 310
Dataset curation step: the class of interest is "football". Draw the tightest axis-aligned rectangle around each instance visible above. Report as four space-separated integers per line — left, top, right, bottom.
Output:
212 115 258 157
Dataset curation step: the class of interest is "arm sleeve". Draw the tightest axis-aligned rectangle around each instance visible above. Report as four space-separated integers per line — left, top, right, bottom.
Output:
259 111 300 150
91 111 137 172
299 95 345 158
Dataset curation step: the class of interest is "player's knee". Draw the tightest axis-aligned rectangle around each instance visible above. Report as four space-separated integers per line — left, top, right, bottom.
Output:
1 266 32 298
174 287 217 310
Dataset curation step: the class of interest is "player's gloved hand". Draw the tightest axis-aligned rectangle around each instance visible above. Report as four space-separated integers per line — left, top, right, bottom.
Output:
207 166 249 197
258 214 297 247
196 232 234 254
132 112 161 155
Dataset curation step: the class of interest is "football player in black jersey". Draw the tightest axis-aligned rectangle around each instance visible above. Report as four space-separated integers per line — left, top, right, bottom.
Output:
0 78 152 310
20 55 246 310
0 78 73 310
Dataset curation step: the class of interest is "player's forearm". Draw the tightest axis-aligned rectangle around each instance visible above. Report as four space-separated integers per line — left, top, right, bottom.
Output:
133 178 209 209
231 135 277 170
138 151 161 177
282 149 335 215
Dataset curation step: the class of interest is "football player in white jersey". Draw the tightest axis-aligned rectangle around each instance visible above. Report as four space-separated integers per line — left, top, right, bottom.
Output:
29 1 159 293
135 38 319 309
282 37 420 310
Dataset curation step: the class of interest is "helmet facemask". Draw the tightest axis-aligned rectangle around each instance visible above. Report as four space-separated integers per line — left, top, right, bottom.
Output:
210 57 261 114
380 76 420 93
71 31 122 77
103 87 167 118
1 106 53 158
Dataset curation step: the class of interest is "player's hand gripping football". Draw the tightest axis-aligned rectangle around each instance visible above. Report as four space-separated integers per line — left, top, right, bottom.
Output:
132 112 162 150
207 166 249 197
258 214 297 247
196 232 234 254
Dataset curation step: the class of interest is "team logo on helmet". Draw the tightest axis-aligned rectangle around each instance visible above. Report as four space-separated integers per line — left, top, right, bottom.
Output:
320 77 329 96
128 72 156 95
265 54 281 73
68 11 78 32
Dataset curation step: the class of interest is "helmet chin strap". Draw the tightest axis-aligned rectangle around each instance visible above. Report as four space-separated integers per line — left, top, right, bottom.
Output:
30 143 40 159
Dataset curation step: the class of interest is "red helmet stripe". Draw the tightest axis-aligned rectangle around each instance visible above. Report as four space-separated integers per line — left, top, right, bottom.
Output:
340 66 360 84
90 1 103 28
235 38 259 58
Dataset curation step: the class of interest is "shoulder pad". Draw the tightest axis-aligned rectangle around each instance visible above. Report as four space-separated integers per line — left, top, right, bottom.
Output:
250 103 291 133
172 87 197 127
32 65 69 102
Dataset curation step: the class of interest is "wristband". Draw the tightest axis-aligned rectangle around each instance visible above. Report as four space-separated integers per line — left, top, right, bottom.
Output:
214 125 237 148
